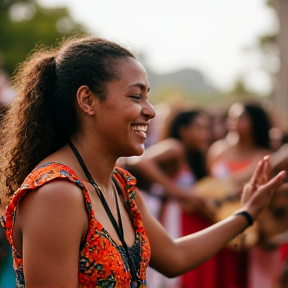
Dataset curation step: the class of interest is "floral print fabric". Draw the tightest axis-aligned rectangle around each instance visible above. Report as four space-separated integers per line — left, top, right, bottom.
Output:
3 162 151 288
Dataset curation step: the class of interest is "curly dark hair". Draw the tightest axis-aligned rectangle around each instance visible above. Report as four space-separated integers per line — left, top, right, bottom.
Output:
0 36 135 198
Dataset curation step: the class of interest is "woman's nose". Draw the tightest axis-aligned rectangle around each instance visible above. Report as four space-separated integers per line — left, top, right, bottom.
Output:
142 101 156 120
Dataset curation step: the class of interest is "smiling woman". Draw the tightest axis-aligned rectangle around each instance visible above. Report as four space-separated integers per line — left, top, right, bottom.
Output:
0 36 286 288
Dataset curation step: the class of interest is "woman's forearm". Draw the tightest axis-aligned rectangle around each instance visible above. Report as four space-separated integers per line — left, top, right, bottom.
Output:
133 160 188 199
167 213 248 277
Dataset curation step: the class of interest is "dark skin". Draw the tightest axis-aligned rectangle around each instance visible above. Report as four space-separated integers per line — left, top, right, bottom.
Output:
13 57 286 288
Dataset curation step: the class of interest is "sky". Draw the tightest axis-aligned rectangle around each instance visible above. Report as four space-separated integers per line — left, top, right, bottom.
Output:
38 0 278 95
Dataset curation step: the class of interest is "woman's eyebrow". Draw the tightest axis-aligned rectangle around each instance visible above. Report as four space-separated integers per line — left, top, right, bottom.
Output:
128 83 150 92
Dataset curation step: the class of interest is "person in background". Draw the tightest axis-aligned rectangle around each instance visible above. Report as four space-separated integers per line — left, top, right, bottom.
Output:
207 101 288 288
209 109 228 144
0 36 285 288
126 107 232 288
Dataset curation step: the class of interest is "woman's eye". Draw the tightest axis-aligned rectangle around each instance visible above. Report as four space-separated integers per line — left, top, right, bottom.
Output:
130 95 142 101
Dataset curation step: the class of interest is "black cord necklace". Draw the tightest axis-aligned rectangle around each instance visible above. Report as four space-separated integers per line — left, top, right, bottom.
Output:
68 141 140 287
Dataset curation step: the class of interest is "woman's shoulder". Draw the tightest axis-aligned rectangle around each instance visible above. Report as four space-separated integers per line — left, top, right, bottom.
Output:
22 162 84 189
5 162 88 226
4 162 89 247
207 138 229 166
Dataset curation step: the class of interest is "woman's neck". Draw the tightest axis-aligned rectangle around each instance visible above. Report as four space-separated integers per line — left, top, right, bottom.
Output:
69 135 117 193
227 131 256 151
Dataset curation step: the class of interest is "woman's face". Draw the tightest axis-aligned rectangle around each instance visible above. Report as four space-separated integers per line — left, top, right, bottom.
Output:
227 103 252 136
180 114 211 153
94 57 156 158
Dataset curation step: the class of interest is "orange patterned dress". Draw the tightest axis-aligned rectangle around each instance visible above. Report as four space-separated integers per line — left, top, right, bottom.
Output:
2 162 151 288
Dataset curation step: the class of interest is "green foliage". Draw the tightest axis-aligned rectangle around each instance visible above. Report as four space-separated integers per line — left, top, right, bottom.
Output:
0 1 88 75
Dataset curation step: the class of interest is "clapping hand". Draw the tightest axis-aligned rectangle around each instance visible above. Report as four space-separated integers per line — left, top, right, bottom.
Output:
240 156 286 221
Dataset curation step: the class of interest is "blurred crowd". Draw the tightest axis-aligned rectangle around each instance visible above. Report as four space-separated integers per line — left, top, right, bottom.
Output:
120 98 288 288
1 65 288 288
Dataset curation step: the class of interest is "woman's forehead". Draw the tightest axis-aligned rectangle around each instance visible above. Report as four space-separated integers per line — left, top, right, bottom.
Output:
115 58 149 89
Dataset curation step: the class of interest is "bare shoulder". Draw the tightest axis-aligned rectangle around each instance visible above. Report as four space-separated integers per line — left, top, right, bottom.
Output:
18 179 86 213
15 179 88 243
207 139 229 166
13 180 88 286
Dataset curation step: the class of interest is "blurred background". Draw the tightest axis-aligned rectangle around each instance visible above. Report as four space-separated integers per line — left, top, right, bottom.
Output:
0 0 287 129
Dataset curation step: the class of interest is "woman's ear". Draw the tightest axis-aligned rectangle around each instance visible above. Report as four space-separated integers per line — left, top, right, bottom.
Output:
76 85 96 116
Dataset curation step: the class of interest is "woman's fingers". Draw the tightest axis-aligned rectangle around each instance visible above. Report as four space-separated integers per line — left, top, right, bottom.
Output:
260 170 286 194
260 156 271 185
250 156 271 188
250 159 265 188
242 170 286 220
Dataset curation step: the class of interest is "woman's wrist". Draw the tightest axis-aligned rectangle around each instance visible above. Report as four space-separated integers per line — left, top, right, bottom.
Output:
233 211 254 228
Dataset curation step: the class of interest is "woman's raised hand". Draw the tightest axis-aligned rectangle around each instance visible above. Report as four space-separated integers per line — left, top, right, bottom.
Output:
240 155 286 221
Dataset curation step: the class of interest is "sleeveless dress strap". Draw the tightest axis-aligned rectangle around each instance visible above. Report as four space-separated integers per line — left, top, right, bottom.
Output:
3 162 92 246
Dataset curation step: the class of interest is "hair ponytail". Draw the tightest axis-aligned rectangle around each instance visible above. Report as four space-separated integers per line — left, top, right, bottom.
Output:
0 50 60 197
0 36 135 198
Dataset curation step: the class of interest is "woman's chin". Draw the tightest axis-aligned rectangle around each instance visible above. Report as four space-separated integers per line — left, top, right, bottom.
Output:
127 144 145 157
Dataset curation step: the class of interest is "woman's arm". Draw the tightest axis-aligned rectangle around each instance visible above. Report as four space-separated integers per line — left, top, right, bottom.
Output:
128 138 186 198
136 156 286 277
14 180 88 288
128 139 206 212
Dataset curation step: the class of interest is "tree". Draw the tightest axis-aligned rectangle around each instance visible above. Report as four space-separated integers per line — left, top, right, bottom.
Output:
0 0 88 75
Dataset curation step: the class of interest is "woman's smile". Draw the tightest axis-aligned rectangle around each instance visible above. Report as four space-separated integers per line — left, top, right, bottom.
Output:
132 124 148 139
